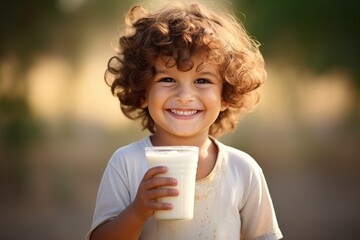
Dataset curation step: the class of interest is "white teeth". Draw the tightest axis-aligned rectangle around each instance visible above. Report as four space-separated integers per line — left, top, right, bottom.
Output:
170 109 198 116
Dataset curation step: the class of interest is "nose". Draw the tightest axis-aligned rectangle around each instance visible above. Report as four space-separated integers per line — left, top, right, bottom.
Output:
175 83 195 104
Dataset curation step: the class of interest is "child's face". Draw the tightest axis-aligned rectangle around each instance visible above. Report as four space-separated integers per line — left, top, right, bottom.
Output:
143 55 228 141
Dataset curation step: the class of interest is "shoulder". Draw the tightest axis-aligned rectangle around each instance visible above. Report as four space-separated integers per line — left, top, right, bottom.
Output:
217 139 261 170
108 136 151 167
214 138 264 183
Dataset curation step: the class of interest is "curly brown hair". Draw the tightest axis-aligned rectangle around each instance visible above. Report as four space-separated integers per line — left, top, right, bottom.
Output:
105 1 267 138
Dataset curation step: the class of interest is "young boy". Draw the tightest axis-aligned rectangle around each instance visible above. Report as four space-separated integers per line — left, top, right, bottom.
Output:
87 1 283 239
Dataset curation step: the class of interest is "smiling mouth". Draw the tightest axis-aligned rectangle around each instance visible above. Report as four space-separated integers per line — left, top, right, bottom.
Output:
169 109 199 116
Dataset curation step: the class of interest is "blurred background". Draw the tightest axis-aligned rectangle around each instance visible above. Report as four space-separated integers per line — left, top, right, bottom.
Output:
0 0 359 239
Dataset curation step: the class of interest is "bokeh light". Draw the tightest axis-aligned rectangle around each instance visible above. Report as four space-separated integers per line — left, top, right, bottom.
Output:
1 0 359 239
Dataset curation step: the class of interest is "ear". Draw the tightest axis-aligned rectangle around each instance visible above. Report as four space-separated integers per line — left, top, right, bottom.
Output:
220 100 229 112
140 97 148 108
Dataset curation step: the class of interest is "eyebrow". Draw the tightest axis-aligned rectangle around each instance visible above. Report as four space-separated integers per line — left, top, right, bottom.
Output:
155 69 219 78
198 71 219 78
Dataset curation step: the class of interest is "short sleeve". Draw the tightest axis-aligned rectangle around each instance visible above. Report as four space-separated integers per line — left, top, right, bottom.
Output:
85 137 150 240
85 162 131 240
240 168 283 240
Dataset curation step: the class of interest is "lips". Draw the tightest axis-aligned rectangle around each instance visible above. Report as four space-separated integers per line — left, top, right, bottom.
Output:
169 109 199 116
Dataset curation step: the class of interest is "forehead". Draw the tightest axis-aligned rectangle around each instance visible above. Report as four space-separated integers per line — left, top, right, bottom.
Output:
154 54 219 75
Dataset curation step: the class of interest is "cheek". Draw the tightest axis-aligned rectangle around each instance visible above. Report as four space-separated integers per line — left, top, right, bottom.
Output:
146 89 165 109
203 90 223 105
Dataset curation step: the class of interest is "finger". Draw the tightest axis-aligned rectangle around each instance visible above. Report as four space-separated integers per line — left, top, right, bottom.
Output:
142 176 178 191
142 166 168 181
146 187 179 200
146 200 174 210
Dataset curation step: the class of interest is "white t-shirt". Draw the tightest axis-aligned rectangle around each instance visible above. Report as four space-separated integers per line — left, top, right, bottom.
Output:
86 136 283 240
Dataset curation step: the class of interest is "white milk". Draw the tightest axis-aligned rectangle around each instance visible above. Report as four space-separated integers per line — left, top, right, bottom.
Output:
145 146 199 220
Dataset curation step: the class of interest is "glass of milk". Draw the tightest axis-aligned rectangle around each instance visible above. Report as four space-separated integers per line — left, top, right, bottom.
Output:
145 146 199 220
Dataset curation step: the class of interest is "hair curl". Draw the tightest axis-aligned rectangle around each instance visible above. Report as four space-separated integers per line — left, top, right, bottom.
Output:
105 1 267 137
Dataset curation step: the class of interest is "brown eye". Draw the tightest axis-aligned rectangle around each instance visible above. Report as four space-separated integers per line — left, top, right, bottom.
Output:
158 77 175 83
157 77 176 87
195 78 211 84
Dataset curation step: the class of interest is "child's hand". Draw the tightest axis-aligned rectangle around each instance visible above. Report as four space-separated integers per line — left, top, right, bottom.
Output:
131 166 178 220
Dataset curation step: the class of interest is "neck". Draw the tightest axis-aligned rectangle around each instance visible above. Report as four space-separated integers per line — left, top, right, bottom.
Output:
150 134 217 163
150 133 212 148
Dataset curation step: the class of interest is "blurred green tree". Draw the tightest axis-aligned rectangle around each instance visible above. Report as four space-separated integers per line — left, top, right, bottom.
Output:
0 0 62 195
236 0 360 81
0 0 129 195
235 0 360 124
